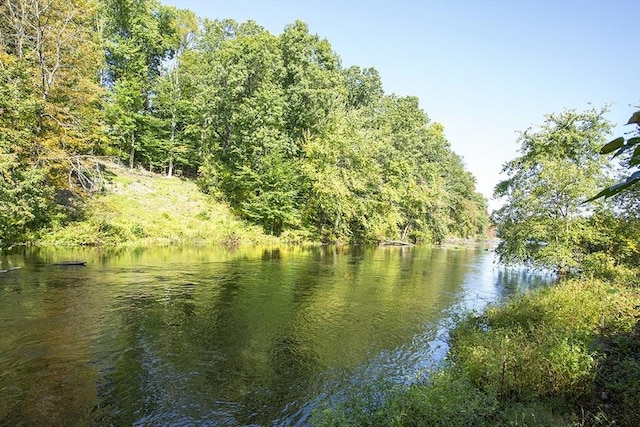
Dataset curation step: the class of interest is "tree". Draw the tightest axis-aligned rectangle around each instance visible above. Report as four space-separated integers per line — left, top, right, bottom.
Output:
1 0 104 248
1 0 104 159
279 20 344 147
493 106 613 274
149 7 197 176
101 0 183 169
343 66 384 111
300 107 393 242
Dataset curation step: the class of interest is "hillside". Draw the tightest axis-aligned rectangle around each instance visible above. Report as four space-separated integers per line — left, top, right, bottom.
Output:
40 162 277 247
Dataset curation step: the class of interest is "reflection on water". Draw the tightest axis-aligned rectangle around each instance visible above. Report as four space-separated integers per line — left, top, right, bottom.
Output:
0 245 552 425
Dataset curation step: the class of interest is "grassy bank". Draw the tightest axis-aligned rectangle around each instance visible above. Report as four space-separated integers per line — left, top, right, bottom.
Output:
39 162 278 247
312 278 640 426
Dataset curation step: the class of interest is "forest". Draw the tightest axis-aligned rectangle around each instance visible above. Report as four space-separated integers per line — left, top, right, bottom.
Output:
0 0 489 249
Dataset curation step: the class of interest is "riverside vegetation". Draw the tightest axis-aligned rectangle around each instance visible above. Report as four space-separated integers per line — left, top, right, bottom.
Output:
1 1 639 426
40 161 278 247
311 110 640 426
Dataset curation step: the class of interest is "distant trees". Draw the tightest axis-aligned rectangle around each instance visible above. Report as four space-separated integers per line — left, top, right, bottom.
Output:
0 5 489 247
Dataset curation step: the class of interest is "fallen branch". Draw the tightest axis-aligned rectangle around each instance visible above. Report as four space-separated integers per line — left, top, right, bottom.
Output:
380 240 414 247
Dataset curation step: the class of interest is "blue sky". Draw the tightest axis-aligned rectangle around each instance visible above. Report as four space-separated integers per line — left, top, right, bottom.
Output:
162 0 640 210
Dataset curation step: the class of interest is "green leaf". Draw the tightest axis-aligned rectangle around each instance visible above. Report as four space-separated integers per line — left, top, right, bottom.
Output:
626 111 640 125
586 171 640 202
630 145 640 167
600 136 624 154
584 187 611 203
627 136 640 147
612 143 632 159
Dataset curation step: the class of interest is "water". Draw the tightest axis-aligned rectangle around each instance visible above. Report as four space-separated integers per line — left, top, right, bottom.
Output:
0 245 553 425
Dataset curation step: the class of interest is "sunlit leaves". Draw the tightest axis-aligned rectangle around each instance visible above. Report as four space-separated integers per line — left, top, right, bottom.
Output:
493 107 613 273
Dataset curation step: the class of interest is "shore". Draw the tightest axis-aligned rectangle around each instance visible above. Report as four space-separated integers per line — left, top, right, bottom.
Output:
312 277 640 426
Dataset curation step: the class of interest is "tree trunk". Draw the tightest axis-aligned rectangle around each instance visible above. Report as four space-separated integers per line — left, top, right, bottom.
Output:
168 69 178 177
129 130 135 170
401 216 414 241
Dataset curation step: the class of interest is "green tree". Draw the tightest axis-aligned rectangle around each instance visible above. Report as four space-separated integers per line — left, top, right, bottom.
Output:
148 7 197 176
343 66 384 111
101 0 183 169
300 108 393 242
493 106 613 274
1 0 104 247
280 20 344 146
191 20 303 234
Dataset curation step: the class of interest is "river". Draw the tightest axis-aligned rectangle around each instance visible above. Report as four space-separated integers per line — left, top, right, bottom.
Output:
0 245 552 425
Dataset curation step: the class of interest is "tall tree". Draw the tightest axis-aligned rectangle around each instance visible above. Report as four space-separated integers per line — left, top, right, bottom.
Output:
190 20 302 234
101 0 182 169
1 0 104 247
279 20 344 147
493 106 613 273
301 108 394 242
149 7 197 176
1 0 104 159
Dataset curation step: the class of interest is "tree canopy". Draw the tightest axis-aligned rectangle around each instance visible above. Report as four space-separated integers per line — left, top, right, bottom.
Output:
493 106 640 277
0 1 489 248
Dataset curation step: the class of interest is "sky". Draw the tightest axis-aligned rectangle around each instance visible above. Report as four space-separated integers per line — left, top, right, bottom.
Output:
162 0 640 211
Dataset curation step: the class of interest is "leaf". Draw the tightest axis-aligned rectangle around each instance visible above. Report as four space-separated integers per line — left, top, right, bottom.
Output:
600 136 624 154
608 172 640 196
584 171 640 202
612 143 632 159
627 136 640 147
626 111 640 125
630 145 640 167
584 187 612 203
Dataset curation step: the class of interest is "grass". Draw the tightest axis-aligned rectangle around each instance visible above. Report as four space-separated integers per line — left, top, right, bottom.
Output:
40 162 278 247
312 278 640 426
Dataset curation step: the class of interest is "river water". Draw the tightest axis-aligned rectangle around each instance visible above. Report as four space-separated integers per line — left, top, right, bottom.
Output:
0 245 552 425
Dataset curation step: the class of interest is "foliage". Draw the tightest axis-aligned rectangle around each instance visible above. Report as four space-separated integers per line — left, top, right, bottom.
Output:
180 18 488 241
0 0 105 248
577 211 640 282
450 279 639 425
101 0 187 169
2 3 489 247
0 156 55 248
312 279 640 426
41 162 275 247
587 110 640 201
493 107 613 274
313 370 498 427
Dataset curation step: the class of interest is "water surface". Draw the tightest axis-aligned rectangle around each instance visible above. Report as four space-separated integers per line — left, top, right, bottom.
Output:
0 245 552 425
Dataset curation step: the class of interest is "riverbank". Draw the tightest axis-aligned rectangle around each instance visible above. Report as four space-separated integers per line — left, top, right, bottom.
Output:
312 278 640 426
35 162 492 249
38 162 278 248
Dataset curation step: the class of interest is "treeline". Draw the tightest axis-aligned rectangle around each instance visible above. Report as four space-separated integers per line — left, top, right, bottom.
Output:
0 0 488 247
